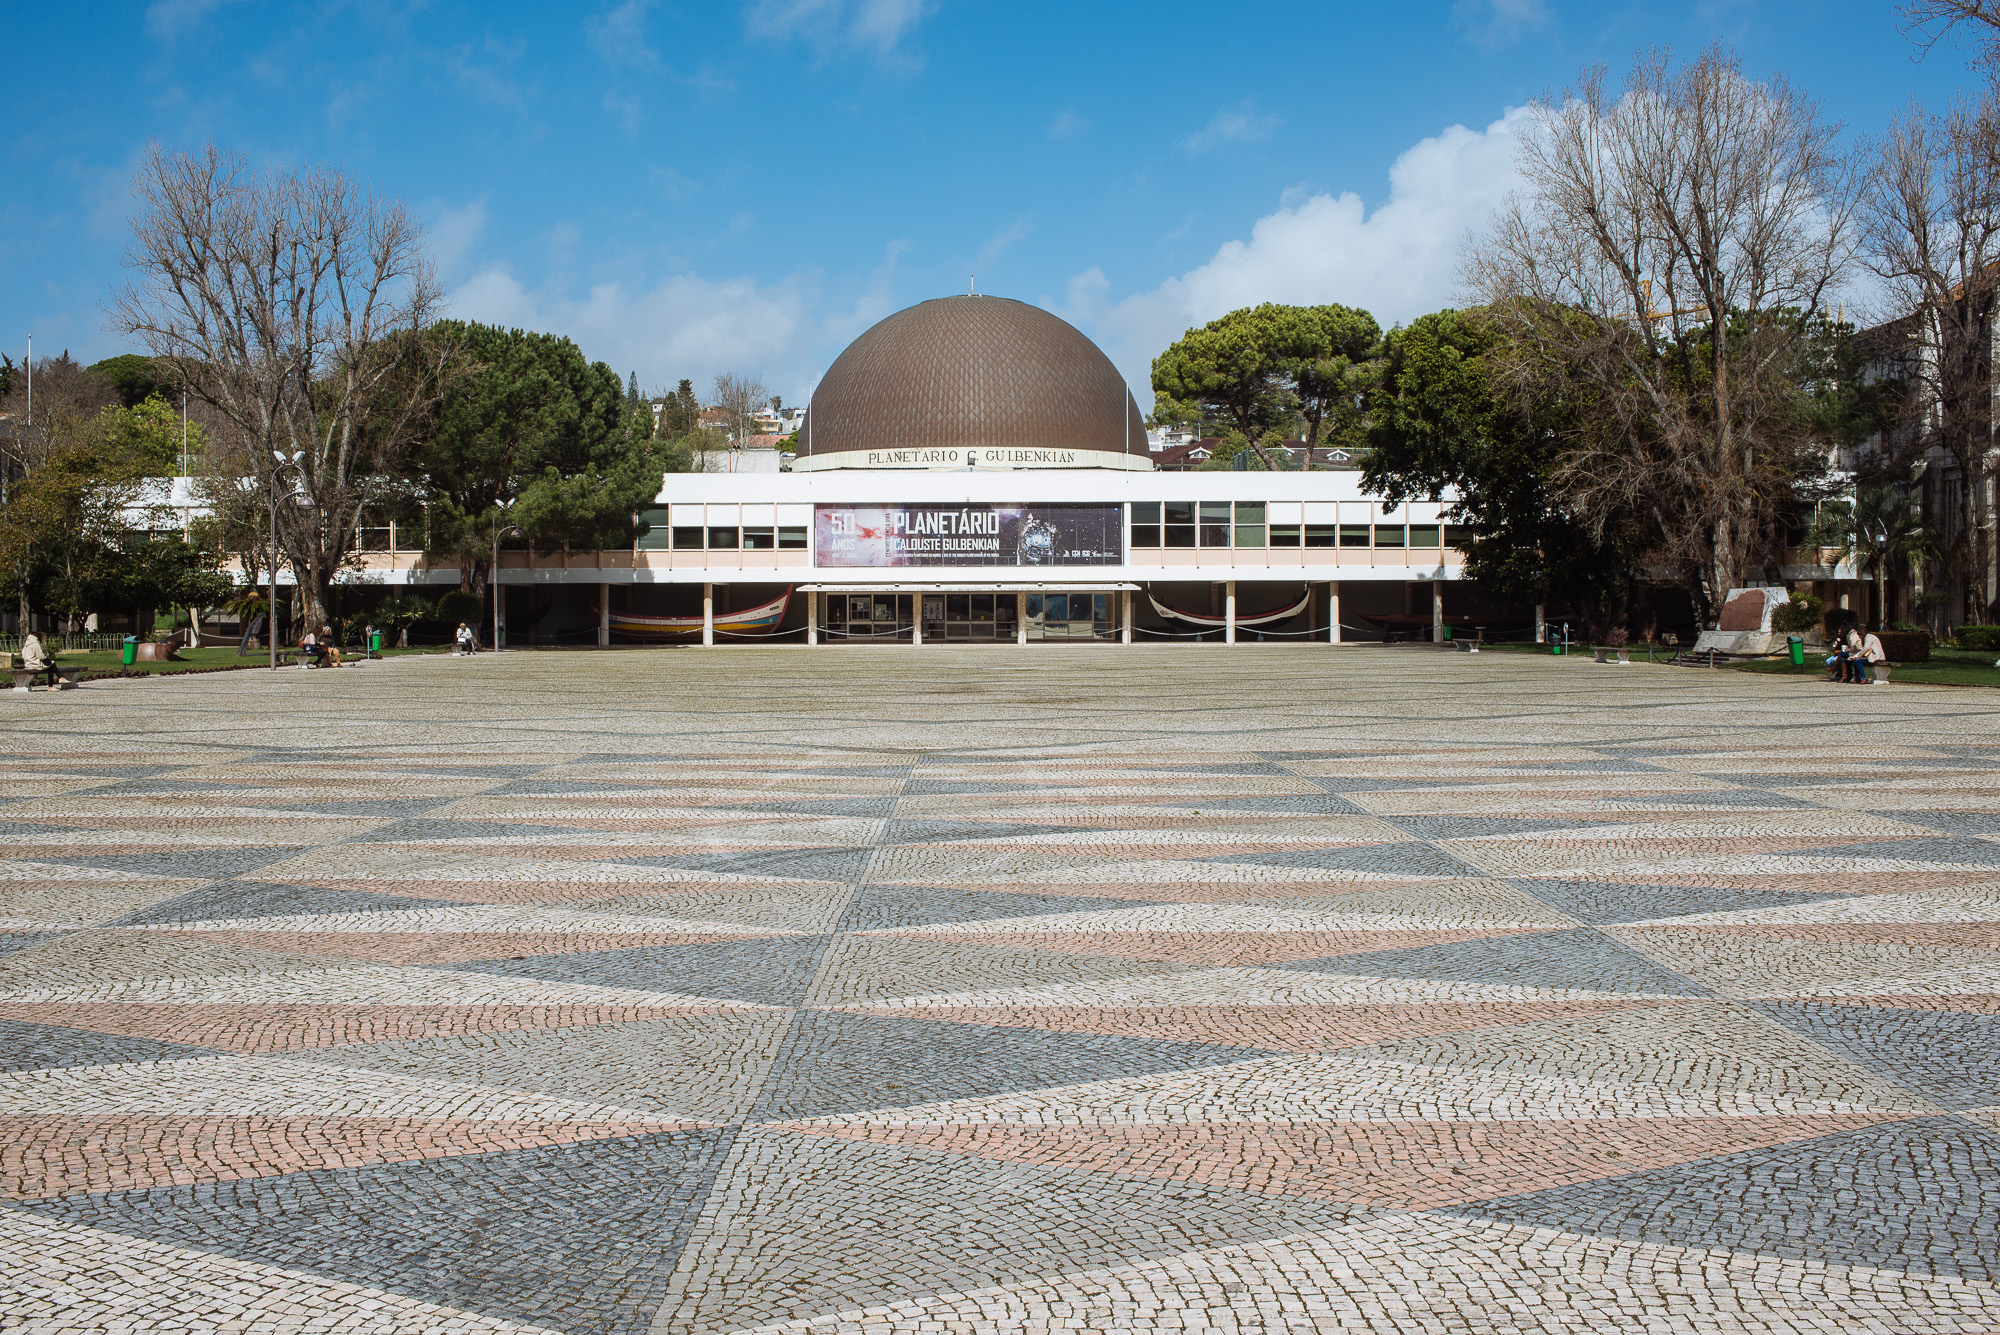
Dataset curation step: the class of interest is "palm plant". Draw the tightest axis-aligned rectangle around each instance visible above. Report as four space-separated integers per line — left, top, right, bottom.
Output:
1803 486 1939 628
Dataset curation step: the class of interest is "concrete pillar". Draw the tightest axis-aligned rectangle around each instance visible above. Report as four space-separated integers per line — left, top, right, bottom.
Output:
1433 582 1445 643
912 596 922 647
1016 592 1027 646
807 591 818 647
598 585 610 647
1225 581 1236 645
702 584 713 647
1329 581 1341 644
1121 590 1132 645
1535 604 1546 644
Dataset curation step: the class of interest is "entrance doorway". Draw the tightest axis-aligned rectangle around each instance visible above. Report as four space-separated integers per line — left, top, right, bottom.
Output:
920 593 1016 641
1027 591 1115 641
824 593 913 642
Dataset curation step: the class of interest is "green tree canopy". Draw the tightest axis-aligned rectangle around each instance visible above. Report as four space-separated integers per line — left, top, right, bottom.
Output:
1152 303 1384 464
1365 308 1636 632
417 322 658 589
89 354 176 408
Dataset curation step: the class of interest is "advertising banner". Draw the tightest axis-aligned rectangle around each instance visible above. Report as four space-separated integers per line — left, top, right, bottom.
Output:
815 503 1123 567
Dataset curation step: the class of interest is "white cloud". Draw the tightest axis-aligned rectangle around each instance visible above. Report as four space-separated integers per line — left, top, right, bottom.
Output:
1452 0 1550 48
422 197 490 283
1072 107 1532 390
589 0 659 69
1183 102 1281 154
976 216 1033 269
748 0 937 60
144 0 245 39
446 240 907 400
1048 108 1084 140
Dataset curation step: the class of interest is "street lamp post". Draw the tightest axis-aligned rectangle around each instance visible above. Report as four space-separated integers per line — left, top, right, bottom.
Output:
491 508 520 653
269 451 307 671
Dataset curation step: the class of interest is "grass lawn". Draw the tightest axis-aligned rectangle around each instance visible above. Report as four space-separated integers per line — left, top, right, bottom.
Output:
1729 645 2000 688
41 645 448 678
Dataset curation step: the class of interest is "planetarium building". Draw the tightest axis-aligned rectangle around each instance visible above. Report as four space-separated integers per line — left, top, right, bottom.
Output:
465 295 1499 646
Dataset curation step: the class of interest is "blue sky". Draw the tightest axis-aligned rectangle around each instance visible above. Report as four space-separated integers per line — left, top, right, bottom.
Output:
3 0 1980 401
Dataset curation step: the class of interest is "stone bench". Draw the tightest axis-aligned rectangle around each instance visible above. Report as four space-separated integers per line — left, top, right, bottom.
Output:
11 666 83 692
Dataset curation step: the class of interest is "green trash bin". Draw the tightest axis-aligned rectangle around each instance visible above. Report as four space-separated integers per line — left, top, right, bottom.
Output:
121 636 138 667
368 630 382 656
1787 635 1805 666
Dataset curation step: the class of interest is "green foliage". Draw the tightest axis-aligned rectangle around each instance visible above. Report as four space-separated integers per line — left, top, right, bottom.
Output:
1955 624 2000 651
89 355 175 408
1364 307 1637 625
420 325 632 571
1772 592 1824 634
101 394 203 474
1152 303 1383 459
435 589 484 627
1195 430 1253 471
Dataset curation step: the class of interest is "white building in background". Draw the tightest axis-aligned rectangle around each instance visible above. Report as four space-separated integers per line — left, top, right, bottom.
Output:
450 296 1522 647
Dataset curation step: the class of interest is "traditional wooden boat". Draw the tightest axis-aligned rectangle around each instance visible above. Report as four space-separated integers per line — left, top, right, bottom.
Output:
608 587 793 640
1146 586 1312 628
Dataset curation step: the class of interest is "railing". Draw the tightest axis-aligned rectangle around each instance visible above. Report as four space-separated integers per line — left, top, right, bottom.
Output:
0 632 131 653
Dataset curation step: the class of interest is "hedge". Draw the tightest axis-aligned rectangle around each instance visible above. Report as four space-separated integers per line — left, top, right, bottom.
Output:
1956 625 2000 652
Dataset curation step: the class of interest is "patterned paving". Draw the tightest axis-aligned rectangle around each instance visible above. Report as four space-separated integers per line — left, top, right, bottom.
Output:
2 646 1998 1334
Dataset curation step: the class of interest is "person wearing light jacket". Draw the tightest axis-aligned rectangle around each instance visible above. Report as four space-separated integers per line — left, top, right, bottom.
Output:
1859 629 1887 683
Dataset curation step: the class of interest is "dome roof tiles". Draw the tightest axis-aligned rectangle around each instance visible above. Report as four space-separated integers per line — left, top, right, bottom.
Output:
798 296 1148 460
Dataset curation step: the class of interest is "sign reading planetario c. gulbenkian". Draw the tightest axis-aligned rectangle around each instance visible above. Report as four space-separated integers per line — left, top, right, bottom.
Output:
815 504 1122 566
787 445 1154 472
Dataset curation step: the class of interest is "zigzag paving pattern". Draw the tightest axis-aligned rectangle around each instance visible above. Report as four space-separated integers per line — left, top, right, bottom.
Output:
1 647 1998 1334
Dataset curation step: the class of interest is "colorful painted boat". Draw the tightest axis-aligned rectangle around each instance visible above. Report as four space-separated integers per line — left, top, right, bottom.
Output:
608 587 793 640
1146 587 1312 628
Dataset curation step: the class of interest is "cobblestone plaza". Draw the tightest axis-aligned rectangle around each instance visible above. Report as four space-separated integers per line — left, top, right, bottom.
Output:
2 647 1997 1334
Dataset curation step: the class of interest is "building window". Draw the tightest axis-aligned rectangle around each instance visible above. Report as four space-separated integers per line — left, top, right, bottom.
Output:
670 526 704 551
1131 502 1161 549
637 509 673 550
1199 501 1231 547
708 526 740 549
1306 524 1338 547
1374 525 1405 548
778 526 808 549
1408 526 1440 548
1338 524 1370 547
1445 525 1473 549
1164 500 1196 548
742 527 776 550
1234 502 1266 548
1270 524 1301 547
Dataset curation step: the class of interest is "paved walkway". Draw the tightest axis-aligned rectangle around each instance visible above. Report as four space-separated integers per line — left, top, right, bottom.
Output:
1 647 1997 1334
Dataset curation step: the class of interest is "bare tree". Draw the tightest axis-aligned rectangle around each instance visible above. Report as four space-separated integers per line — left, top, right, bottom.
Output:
708 371 769 458
111 144 452 629
0 353 118 631
1866 94 2000 622
1902 0 2000 68
1468 46 1858 620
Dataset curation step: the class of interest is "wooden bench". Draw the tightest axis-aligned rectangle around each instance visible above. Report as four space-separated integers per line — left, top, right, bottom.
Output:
11 666 83 692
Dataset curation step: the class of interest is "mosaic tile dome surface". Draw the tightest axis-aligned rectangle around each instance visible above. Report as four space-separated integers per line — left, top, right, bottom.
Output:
798 296 1149 461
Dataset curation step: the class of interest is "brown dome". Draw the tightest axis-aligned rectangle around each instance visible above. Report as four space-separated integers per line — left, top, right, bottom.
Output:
799 296 1148 461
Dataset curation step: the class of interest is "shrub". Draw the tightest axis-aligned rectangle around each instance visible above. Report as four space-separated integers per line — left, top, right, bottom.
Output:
1772 593 1823 634
1603 627 1629 647
1877 629 1931 662
1824 606 1859 638
435 590 484 628
1956 624 2000 651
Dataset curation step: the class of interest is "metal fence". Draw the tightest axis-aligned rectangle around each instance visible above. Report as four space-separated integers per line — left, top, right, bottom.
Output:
0 632 130 653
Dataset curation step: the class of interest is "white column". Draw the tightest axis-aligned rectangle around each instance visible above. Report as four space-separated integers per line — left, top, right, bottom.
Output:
1535 604 1546 644
912 595 922 647
598 584 610 646
807 591 818 647
702 584 714 647
1225 581 1236 645
1121 590 1132 645
1329 581 1341 644
1016 592 1027 646
1433 582 1445 643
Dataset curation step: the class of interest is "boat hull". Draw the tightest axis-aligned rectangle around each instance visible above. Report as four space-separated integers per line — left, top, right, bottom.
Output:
609 588 793 640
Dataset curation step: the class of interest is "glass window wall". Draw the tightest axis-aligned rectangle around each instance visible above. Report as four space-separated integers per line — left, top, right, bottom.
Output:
1131 502 1161 549
1163 500 1196 548
1234 502 1266 548
1199 501 1232 547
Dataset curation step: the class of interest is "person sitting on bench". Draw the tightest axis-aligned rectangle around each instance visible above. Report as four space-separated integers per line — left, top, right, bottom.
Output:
19 633 58 688
301 628 332 668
